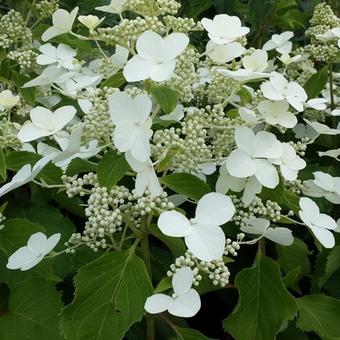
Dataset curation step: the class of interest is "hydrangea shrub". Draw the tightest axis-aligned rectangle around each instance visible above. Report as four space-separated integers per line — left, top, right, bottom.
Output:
0 0 339 339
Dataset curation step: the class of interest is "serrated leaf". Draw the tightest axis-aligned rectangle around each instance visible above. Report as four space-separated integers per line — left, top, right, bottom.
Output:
223 255 297 340
150 85 179 114
0 278 64 340
296 294 340 339
61 249 153 340
160 173 211 201
320 245 340 287
66 158 98 176
304 66 328 99
97 150 129 190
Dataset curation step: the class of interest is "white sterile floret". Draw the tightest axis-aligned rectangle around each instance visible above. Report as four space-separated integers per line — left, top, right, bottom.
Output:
242 49 268 72
6 232 61 271
260 72 307 112
305 98 327 111
218 69 269 82
304 119 340 136
316 27 340 48
318 149 340 161
158 192 235 261
123 31 189 82
201 14 249 44
42 7 79 41
17 105 76 142
159 104 185 122
257 100 297 128
241 218 293 246
226 127 283 189
206 41 245 64
263 31 294 54
303 171 340 204
96 0 125 14
109 91 153 162
278 53 302 65
0 89 20 111
125 151 162 197
78 15 105 30
299 197 337 248
36 43 77 70
0 156 52 198
270 143 306 181
144 267 201 318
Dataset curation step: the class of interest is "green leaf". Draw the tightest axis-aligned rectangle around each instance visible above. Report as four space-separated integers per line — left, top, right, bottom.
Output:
100 71 126 88
224 255 297 340
282 190 300 214
0 148 6 181
304 66 328 99
176 327 215 340
238 87 253 105
320 245 340 287
150 85 179 114
66 158 98 176
0 278 64 340
296 294 340 339
160 173 211 201
97 150 129 190
276 238 311 291
183 0 214 18
154 276 172 293
61 249 153 340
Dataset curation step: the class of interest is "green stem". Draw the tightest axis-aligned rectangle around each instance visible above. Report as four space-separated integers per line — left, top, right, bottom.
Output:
141 217 155 340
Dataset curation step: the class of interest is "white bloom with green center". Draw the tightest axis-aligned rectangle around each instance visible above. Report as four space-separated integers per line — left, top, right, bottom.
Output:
123 31 189 82
42 7 79 41
144 267 201 318
7 232 61 271
226 127 283 189
17 106 76 142
109 91 153 162
0 89 20 111
299 197 337 248
158 192 235 261
201 14 249 44
242 49 268 72
241 218 294 246
78 15 105 30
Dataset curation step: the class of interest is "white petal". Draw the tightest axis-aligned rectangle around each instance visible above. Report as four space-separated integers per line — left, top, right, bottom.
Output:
27 232 47 254
163 33 189 60
150 60 176 82
109 91 138 124
30 106 54 130
158 211 192 237
265 227 294 246
135 169 150 196
235 126 255 155
148 168 163 197
136 31 165 61
254 131 283 159
123 55 155 82
195 192 235 226
254 159 279 188
17 123 49 142
241 218 269 235
172 267 194 296
260 82 284 100
168 289 201 318
226 149 256 178
314 214 337 231
41 233 61 255
144 294 172 314
129 127 151 162
6 246 36 270
299 197 319 220
53 106 76 132
185 224 225 261
310 226 335 248
113 122 137 152
42 26 65 41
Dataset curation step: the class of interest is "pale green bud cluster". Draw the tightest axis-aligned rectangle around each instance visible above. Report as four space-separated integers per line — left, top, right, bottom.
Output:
0 212 5 231
285 58 316 85
163 16 201 33
309 3 339 27
0 119 21 149
284 179 304 194
36 0 60 18
289 139 308 157
7 48 38 71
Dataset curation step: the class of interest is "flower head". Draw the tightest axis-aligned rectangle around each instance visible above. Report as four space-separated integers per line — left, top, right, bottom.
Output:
263 31 294 54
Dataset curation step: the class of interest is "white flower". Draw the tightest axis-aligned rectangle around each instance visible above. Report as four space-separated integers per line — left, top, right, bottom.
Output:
270 143 306 181
241 218 293 246
263 31 294 54
78 15 105 30
242 49 268 72
6 232 61 271
239 107 257 124
303 172 340 204
17 106 76 142
109 91 153 162
278 53 302 65
36 43 76 70
0 89 20 111
318 148 340 161
0 156 52 198
144 267 201 318
331 109 340 116
160 104 185 122
110 45 129 70
42 7 79 41
125 151 162 197
206 41 245 64
96 0 125 14
260 72 307 111
258 100 297 128
201 14 249 44
123 31 189 82
158 192 235 261
305 98 327 111
226 127 283 188
218 69 269 82
316 27 340 48
304 119 340 136
299 197 337 248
